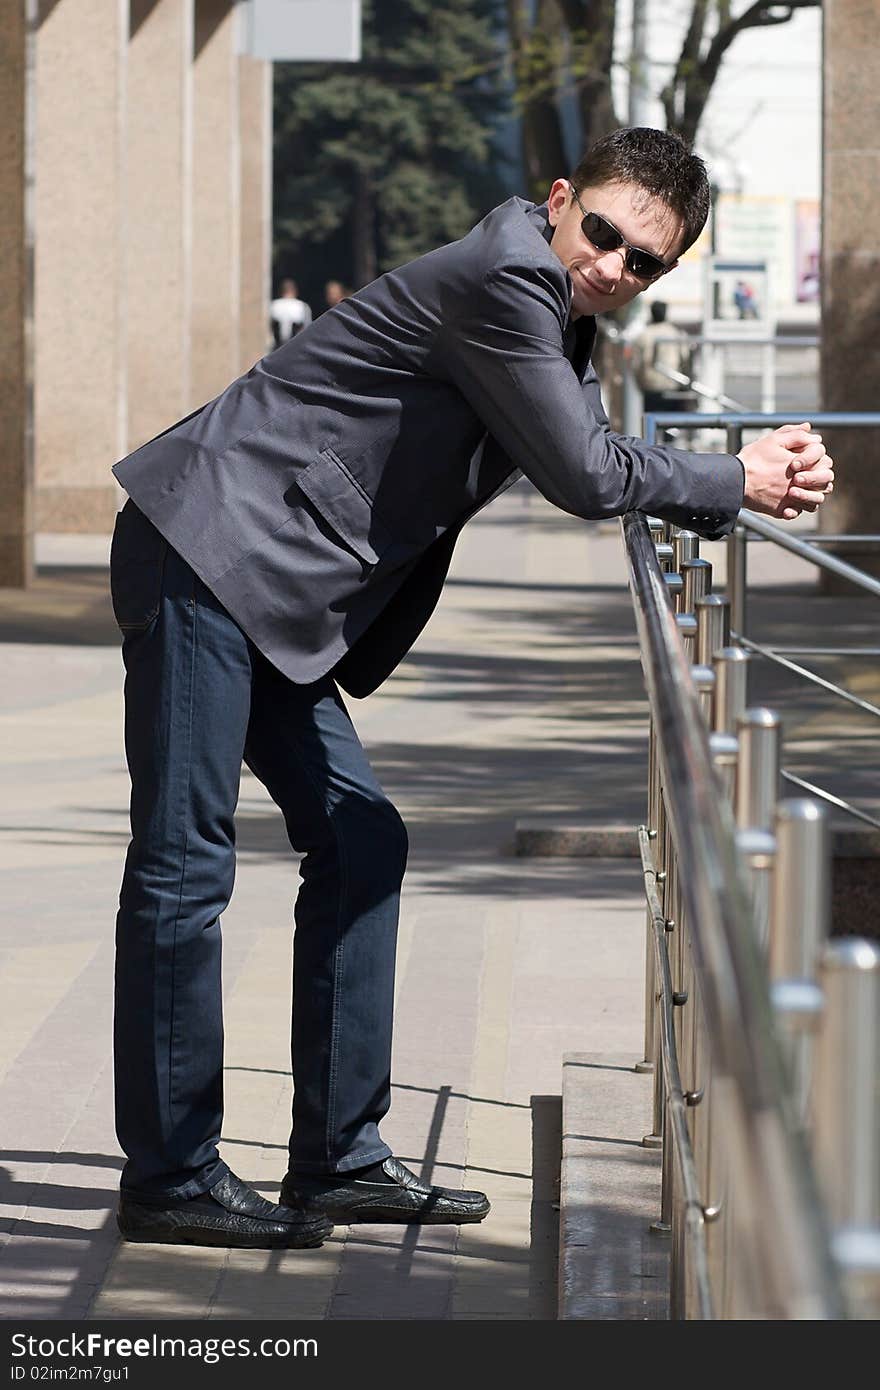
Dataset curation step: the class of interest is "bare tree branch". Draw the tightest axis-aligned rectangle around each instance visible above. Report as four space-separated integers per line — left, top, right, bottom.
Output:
665 0 820 145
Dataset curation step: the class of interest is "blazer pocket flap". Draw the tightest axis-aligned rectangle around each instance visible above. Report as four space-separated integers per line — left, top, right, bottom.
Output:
295 449 393 566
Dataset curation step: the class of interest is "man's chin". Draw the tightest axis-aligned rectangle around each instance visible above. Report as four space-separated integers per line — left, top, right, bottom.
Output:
574 292 610 317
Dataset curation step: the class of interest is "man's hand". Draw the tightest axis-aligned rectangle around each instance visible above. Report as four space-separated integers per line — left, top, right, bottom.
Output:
738 422 835 521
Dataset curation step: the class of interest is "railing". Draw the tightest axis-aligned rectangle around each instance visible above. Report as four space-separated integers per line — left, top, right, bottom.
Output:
623 508 880 1319
647 411 880 835
643 334 820 415
608 327 820 431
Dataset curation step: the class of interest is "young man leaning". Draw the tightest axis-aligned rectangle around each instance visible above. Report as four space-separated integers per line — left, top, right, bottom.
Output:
110 128 832 1249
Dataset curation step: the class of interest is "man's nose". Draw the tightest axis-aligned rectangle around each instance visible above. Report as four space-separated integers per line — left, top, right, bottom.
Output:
593 249 626 284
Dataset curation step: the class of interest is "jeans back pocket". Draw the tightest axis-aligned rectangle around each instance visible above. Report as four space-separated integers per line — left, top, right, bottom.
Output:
110 501 168 632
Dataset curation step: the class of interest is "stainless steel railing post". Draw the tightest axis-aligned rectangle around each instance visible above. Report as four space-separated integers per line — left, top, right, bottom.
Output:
709 646 749 802
680 558 712 665
735 709 781 951
696 595 730 666
693 595 729 722
768 799 829 1121
813 939 880 1318
713 647 749 735
673 529 700 573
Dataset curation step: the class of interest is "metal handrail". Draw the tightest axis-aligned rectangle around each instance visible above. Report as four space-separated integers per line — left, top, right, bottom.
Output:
780 770 880 834
644 411 880 437
734 634 880 721
736 510 880 601
647 335 820 349
644 412 880 835
623 509 843 1318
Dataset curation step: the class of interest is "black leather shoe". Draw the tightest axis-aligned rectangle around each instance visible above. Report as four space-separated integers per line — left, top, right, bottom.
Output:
280 1156 490 1225
117 1170 333 1249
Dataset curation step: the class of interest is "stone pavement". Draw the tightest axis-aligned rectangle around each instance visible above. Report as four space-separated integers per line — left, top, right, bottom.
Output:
0 485 655 1322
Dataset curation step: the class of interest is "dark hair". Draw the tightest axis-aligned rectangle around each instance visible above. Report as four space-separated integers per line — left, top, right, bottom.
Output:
570 127 710 254
649 300 668 323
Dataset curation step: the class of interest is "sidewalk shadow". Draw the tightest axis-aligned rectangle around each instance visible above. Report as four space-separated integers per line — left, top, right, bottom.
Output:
0 1151 123 1320
0 565 117 646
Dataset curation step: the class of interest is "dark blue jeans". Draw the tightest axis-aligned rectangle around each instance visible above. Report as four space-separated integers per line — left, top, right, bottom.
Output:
110 501 406 1199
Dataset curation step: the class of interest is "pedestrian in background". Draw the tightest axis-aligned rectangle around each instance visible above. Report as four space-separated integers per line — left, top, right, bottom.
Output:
270 278 312 346
629 300 695 415
323 279 350 312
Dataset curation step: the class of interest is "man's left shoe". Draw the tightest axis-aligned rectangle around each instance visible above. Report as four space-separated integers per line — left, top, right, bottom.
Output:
280 1156 490 1225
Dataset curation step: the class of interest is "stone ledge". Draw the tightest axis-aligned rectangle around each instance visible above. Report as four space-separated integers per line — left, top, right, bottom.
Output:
515 819 880 863
514 822 640 858
559 1053 667 1321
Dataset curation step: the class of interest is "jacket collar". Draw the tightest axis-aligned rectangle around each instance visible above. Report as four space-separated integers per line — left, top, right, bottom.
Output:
523 199 596 369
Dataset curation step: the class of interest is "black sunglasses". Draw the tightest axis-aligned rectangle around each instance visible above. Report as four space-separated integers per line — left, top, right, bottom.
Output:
570 187 670 282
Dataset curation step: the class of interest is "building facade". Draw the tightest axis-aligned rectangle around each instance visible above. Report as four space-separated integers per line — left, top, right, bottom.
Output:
0 0 272 585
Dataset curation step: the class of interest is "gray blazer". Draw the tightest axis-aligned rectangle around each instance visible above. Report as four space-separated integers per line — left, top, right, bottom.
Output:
113 198 743 697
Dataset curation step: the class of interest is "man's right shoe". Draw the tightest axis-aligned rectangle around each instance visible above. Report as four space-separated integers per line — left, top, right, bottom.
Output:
280 1155 491 1225
117 1169 333 1249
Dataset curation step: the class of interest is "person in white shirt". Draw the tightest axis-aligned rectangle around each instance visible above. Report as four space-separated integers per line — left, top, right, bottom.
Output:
629 299 694 414
270 278 312 346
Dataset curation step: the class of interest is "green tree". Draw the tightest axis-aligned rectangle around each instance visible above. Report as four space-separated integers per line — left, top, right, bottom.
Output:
506 0 617 201
273 0 509 297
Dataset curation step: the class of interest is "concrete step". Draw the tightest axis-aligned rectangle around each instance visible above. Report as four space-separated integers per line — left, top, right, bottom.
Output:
514 821 640 858
557 1053 668 1320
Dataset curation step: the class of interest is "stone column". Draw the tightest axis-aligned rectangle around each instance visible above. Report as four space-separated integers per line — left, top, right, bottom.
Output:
190 0 240 408
820 0 880 578
126 0 193 453
33 0 126 533
0 2 36 585
238 52 272 373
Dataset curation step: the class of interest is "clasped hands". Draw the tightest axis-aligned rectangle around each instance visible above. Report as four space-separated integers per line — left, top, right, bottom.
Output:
738 422 834 521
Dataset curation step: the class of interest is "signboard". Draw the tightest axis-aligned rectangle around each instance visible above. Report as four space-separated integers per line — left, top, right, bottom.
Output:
240 0 362 62
704 256 773 338
795 199 820 303
715 194 792 308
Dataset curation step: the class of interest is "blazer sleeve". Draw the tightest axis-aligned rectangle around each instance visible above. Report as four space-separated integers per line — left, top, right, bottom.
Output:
432 262 744 539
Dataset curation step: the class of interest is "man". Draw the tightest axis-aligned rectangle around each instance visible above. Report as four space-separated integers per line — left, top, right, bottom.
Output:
323 278 350 311
109 128 833 1249
733 278 760 320
630 299 695 415
269 277 312 346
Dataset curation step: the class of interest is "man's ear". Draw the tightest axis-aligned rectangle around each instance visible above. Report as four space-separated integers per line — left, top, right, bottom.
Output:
546 178 572 226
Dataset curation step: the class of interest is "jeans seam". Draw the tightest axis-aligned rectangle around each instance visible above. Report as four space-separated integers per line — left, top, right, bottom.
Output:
325 824 348 1168
257 715 348 1170
293 752 347 1169
166 579 197 1133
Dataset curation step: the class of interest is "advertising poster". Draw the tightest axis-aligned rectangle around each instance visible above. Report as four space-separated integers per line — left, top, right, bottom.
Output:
715 194 793 307
795 199 820 302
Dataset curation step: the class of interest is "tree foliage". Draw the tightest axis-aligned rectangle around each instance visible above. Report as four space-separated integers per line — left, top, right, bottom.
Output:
506 0 617 200
273 0 821 305
273 0 508 298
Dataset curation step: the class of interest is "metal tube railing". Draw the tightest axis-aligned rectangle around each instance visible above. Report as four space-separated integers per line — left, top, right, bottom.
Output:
624 510 845 1318
813 940 880 1319
643 412 880 839
736 509 880 602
